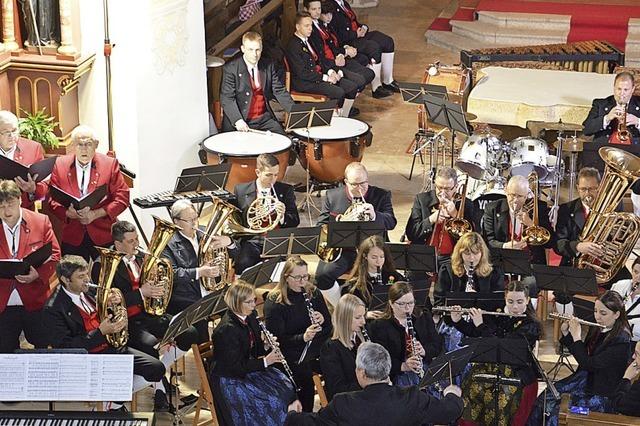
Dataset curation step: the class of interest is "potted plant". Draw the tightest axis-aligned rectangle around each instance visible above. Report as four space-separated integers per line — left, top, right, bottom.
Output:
18 108 60 151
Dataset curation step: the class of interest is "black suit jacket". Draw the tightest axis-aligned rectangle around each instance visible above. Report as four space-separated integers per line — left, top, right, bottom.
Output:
220 56 294 128
369 313 443 379
613 378 640 416
285 382 464 426
42 286 109 352
233 180 300 229
582 95 640 144
329 0 360 46
317 185 397 238
554 198 587 266
434 265 505 307
309 22 340 70
319 338 361 401
482 198 554 265
405 190 479 244
285 35 327 84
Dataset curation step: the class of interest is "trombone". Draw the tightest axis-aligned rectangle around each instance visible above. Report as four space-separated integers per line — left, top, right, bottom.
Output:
521 172 551 246
444 174 472 239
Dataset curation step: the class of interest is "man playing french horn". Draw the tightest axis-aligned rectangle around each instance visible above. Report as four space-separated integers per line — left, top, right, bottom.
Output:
92 220 199 412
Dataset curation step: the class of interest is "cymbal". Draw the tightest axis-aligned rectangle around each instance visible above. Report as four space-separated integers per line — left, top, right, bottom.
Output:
206 55 225 68
472 126 503 138
551 137 587 152
465 112 478 121
540 121 584 132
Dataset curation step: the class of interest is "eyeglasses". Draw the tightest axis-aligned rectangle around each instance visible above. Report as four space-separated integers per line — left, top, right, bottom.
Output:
506 192 527 199
435 185 455 192
0 128 19 137
394 300 415 308
76 139 97 148
346 180 368 187
577 187 598 193
288 274 310 282
177 217 198 224
243 298 257 305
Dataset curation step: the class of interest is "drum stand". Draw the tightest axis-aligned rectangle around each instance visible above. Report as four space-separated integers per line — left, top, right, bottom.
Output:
412 128 447 192
297 163 323 224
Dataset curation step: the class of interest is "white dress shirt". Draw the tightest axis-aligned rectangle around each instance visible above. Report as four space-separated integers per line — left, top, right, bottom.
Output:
0 144 17 160
611 278 640 341
62 286 95 314
4 212 23 306
75 159 91 196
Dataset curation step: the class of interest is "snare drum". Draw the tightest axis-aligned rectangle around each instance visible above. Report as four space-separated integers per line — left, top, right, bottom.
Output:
539 155 565 187
292 117 371 183
202 131 291 191
510 137 548 178
455 135 489 180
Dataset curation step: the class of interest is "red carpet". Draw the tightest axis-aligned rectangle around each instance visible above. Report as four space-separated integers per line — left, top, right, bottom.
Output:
428 6 475 31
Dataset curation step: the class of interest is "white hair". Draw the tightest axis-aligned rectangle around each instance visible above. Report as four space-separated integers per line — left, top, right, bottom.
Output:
70 125 99 143
170 199 197 220
0 111 18 127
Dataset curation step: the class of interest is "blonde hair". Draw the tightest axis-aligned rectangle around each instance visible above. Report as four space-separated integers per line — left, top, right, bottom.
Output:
242 31 262 44
269 256 314 305
451 232 493 278
332 294 366 349
224 280 256 314
346 235 396 304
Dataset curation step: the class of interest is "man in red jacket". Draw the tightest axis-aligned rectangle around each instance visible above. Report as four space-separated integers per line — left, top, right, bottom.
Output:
47 125 130 261
0 179 61 353
0 110 49 210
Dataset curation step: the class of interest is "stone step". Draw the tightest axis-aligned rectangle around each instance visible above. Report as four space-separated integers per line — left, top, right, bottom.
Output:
450 20 568 45
629 18 640 35
425 29 510 54
477 11 570 31
627 33 640 51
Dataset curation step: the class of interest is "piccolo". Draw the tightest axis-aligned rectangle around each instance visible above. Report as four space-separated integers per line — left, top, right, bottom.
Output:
549 312 606 329
432 306 527 318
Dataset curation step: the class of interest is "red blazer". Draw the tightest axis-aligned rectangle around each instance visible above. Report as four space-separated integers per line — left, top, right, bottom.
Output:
14 138 48 210
0 208 61 313
47 152 130 246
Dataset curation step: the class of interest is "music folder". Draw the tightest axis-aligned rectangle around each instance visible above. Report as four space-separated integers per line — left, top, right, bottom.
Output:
49 184 108 210
0 156 57 182
0 242 53 278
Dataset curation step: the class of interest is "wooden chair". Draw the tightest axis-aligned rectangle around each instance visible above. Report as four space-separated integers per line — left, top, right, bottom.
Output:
312 373 329 408
558 393 640 425
282 57 328 103
191 342 219 426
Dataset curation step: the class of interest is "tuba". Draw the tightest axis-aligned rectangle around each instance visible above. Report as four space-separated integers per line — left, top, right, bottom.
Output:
444 175 472 239
577 147 640 283
95 247 129 348
521 172 551 246
198 197 237 292
139 216 180 316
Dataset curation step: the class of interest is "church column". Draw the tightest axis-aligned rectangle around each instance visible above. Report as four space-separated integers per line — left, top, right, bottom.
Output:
2 0 19 51
57 0 78 56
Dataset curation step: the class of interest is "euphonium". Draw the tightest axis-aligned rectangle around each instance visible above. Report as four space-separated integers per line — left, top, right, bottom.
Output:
577 147 640 283
198 197 237 292
95 247 129 348
318 196 373 262
521 172 551 246
444 175 472 239
140 216 180 316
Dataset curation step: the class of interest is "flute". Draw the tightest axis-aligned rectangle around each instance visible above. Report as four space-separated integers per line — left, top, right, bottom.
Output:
549 312 606 329
432 306 527 318
257 318 299 391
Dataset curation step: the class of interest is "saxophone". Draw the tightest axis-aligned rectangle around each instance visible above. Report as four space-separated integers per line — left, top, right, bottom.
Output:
95 247 129 348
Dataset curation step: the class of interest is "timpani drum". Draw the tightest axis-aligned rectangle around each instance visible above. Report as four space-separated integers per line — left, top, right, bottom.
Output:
202 131 291 191
292 117 371 184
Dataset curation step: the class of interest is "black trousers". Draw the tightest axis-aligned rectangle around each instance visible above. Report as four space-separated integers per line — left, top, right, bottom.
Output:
290 360 315 412
291 76 358 106
350 38 381 63
0 307 46 353
343 59 374 86
236 238 263 275
61 232 108 262
315 250 357 290
362 30 394 53
221 111 286 135
128 312 199 357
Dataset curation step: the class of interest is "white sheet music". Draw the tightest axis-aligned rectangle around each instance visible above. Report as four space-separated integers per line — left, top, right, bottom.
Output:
0 354 133 401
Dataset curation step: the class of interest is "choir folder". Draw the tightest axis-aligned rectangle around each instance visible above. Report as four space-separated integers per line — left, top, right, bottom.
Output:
0 242 53 278
49 184 108 210
0 156 57 182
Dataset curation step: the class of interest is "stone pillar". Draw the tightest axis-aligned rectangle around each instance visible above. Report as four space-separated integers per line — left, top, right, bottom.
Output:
57 0 78 57
2 0 19 51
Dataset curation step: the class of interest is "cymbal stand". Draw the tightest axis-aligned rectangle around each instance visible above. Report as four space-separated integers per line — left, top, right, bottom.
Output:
548 133 564 228
567 134 580 202
295 134 322 224
413 128 447 193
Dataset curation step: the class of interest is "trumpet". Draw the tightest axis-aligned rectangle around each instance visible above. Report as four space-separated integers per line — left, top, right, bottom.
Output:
257 318 298 391
432 306 527 318
549 312 607 329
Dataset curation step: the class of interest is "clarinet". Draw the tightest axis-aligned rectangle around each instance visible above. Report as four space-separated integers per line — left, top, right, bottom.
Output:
465 262 475 292
361 326 370 342
298 291 318 364
406 312 424 379
257 318 299 391
373 266 383 286
625 281 640 304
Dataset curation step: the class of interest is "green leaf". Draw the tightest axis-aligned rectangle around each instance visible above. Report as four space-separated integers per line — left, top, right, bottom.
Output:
18 108 60 150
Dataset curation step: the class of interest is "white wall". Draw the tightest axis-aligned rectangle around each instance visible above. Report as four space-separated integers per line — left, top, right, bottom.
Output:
76 0 209 238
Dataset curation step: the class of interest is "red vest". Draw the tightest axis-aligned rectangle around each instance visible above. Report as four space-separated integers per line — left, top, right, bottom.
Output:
78 307 109 353
317 24 336 60
430 222 454 256
247 72 267 120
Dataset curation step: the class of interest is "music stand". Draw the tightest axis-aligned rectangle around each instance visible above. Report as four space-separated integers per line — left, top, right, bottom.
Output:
419 345 475 390
385 243 436 309
423 94 471 167
398 82 448 104
285 101 337 222
240 256 286 288
176 164 230 192
490 248 533 276
461 337 531 426
444 292 506 313
572 296 597 324
261 227 322 258
326 221 385 251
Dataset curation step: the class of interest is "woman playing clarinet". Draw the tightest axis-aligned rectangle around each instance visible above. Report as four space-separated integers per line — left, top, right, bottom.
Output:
527 290 632 426
343 235 405 319
450 280 541 426
320 294 369 401
264 256 332 412
209 281 301 425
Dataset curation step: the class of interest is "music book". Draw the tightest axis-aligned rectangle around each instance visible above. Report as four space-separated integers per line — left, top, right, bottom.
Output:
0 242 53 278
49 184 108 210
0 156 57 182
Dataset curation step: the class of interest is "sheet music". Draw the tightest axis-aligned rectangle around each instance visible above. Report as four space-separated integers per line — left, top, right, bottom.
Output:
0 354 133 401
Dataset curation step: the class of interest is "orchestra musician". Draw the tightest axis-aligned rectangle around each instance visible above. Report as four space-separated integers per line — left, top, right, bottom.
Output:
0 111 48 210
319 294 368 401
220 31 294 134
449 280 541 426
483 174 555 307
286 12 361 118
162 199 238 342
611 340 640 417
343 235 405 319
610 257 640 342
264 256 332 412
209 280 302 425
233 153 299 274
91 220 199 411
528 290 632 426
43 255 166 411
285 342 464 426
0 179 61 353
316 162 396 306
582 71 640 145
47 125 130 261
368 281 442 387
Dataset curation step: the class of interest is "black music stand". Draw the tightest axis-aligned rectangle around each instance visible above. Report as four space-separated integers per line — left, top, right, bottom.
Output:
240 256 286 288
398 82 448 104
175 164 230 192
419 344 475 390
572 296 597 324
444 292 506 313
261 227 322 258
461 337 531 426
424 94 471 167
384 243 436 309
490 248 533 276
326 221 385 251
